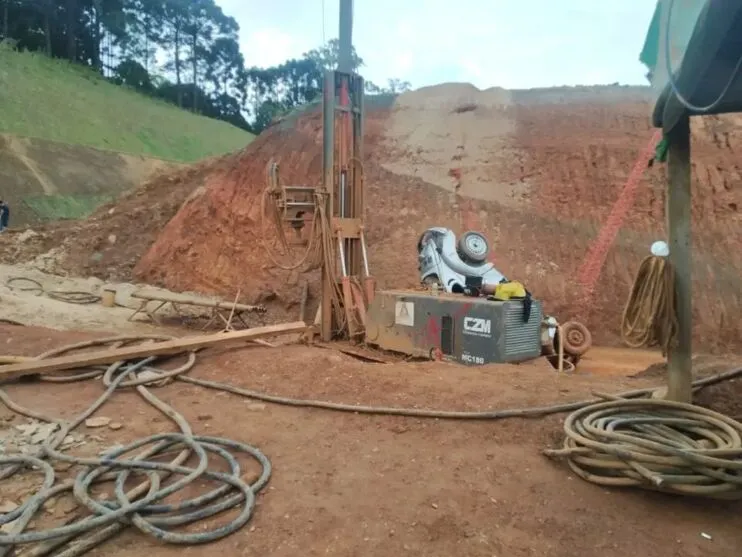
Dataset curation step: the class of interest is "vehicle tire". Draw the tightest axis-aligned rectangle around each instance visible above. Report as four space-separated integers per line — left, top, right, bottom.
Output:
457 231 489 263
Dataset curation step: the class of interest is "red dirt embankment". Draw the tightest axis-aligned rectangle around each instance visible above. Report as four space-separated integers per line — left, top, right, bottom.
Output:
6 84 742 351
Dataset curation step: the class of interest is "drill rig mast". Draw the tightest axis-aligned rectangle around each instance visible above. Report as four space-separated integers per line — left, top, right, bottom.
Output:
318 0 375 342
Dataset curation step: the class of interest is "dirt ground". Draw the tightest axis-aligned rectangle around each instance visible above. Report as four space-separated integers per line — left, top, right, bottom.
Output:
0 263 270 333
2 322 742 557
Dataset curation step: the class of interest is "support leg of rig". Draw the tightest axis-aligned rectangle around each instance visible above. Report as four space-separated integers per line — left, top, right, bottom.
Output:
665 114 692 403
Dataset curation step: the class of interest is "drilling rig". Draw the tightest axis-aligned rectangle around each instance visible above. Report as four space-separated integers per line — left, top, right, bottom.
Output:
263 0 591 369
316 0 375 342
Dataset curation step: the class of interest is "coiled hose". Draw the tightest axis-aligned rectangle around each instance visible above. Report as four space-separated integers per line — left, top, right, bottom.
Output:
544 397 742 499
621 255 677 355
5 277 101 305
2 336 742 556
0 336 269 557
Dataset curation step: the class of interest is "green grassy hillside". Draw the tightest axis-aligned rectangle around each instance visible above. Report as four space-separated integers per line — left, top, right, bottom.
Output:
0 46 253 162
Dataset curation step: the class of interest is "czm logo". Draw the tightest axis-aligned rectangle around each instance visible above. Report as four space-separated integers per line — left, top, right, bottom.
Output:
463 317 491 336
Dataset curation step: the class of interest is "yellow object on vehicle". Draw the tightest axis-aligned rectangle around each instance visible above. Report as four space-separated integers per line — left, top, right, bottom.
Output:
493 281 527 300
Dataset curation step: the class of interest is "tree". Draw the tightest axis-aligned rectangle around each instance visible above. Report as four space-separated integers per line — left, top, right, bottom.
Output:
184 0 239 113
161 0 188 107
304 38 363 72
124 0 164 73
2 0 9 40
0 0 413 135
385 78 412 94
65 0 77 61
112 58 153 91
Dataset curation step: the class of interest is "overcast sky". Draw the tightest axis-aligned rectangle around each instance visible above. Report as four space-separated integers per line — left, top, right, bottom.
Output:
218 0 657 90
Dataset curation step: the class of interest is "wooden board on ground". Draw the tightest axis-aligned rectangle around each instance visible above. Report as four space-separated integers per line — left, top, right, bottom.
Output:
0 321 306 381
313 342 391 364
128 289 267 330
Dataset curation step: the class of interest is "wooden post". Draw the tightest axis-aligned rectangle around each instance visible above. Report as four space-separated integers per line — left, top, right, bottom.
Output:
666 114 692 403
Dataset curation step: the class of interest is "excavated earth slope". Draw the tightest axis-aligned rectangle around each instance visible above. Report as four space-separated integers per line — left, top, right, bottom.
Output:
4 83 742 350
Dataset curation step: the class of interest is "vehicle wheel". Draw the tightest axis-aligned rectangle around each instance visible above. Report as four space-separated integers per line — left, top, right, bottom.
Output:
561 321 592 357
457 231 489 263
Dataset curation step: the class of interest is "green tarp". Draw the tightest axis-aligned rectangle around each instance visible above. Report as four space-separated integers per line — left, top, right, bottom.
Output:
639 4 661 75
640 0 742 132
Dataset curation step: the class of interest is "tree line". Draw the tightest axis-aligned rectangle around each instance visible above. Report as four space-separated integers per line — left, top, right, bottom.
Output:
0 0 411 133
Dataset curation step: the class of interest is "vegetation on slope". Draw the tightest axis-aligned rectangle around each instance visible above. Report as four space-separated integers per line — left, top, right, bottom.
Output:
0 47 253 162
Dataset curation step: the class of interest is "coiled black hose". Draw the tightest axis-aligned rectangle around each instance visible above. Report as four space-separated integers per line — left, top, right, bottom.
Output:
5 277 101 305
0 337 270 557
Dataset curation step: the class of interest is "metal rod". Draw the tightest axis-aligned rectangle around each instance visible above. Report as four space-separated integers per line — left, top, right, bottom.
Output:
337 237 348 277
340 171 347 217
320 70 336 342
360 229 370 277
338 0 353 73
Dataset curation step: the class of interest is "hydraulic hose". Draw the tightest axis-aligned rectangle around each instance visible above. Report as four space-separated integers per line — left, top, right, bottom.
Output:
0 337 269 556
621 255 677 355
545 397 742 499
5 277 100 305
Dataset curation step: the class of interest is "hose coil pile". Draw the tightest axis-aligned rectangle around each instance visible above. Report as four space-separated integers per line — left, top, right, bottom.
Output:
544 398 742 499
621 255 677 355
0 336 270 557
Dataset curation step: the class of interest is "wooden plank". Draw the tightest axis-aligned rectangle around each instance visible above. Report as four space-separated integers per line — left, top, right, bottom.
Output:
666 115 693 403
0 321 306 381
314 342 390 364
131 291 264 313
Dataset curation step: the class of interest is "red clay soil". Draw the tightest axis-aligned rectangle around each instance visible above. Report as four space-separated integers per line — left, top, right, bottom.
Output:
135 86 742 350
2 323 742 557
0 158 232 281
5 85 742 351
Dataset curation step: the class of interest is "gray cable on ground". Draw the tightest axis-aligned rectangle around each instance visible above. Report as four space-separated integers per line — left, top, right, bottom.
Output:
0 336 270 557
5 277 100 305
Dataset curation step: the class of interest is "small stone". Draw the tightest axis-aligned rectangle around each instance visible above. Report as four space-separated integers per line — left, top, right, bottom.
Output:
58 499 78 516
431 503 438 509
0 500 18 513
701 533 712 540
108 422 123 431
30 423 58 444
15 423 39 436
85 417 111 428
246 403 266 411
